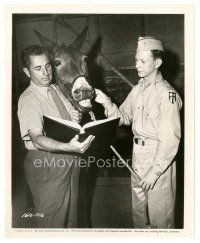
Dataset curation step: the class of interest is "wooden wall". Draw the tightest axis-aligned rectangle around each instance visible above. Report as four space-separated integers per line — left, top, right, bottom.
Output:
12 15 184 227
13 14 184 102
12 14 184 178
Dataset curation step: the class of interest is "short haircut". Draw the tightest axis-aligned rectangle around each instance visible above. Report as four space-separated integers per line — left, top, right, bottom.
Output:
151 50 165 62
21 45 49 68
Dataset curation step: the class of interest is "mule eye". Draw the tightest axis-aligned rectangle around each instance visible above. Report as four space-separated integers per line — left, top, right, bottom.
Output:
53 60 61 67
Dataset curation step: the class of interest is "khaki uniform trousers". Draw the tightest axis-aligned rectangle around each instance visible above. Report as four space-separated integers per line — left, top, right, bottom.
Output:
131 140 176 228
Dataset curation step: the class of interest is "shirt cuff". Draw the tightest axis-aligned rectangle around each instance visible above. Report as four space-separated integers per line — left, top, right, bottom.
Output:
150 164 164 177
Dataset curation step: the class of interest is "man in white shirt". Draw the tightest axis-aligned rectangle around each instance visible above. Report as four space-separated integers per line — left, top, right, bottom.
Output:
18 44 94 228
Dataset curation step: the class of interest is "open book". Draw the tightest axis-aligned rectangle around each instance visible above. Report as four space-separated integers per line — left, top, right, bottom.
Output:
43 115 120 152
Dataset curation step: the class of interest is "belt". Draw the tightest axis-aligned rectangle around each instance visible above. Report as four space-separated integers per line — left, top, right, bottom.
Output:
134 138 145 146
134 137 158 146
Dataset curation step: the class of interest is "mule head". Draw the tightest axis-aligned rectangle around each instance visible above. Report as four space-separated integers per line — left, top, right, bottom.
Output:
34 27 95 113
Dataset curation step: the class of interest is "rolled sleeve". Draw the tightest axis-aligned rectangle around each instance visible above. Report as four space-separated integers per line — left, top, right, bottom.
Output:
18 95 43 140
104 89 134 126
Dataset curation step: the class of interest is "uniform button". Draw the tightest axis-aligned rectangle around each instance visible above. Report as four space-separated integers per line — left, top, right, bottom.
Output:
137 107 140 109
147 114 149 116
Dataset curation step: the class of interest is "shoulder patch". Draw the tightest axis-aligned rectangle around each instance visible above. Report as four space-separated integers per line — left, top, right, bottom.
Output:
169 92 176 104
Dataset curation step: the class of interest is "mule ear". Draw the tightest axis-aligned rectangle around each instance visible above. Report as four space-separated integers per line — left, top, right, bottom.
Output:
34 29 57 53
71 26 88 51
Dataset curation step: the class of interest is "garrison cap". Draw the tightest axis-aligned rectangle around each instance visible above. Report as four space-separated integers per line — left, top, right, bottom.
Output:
136 37 164 52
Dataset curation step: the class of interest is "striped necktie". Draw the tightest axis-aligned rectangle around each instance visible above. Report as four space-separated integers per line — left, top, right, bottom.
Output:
48 86 71 120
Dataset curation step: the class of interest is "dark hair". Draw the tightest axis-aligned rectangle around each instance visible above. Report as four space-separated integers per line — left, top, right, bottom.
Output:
21 45 49 68
151 50 165 62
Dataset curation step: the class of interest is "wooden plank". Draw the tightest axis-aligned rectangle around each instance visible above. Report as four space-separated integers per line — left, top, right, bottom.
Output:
51 15 57 44
101 52 135 70
13 14 94 24
14 15 52 24
87 15 101 66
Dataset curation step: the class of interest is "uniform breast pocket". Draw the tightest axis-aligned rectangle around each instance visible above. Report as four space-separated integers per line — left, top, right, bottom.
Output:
144 107 159 119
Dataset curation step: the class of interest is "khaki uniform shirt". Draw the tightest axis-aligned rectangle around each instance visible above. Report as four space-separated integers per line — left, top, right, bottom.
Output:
104 72 182 175
18 81 75 150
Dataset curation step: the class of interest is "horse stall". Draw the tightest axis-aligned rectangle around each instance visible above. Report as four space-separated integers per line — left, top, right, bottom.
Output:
12 14 184 228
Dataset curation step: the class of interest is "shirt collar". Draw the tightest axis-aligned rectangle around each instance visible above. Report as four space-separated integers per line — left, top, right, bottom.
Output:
138 72 163 86
30 81 50 97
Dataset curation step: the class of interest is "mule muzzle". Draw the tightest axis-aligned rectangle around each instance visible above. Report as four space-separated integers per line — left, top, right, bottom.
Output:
73 88 94 101
71 76 95 111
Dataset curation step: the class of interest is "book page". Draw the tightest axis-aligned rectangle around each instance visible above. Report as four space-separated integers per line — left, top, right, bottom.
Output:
82 116 118 130
45 115 81 130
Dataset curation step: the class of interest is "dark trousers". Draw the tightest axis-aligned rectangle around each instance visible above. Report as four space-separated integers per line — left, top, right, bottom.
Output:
77 164 99 227
24 150 80 228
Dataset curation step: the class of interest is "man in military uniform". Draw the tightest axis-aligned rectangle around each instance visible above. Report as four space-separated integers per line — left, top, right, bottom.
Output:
95 37 182 228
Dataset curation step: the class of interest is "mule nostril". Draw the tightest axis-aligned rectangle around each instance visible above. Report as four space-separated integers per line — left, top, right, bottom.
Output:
74 89 80 94
73 88 95 101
